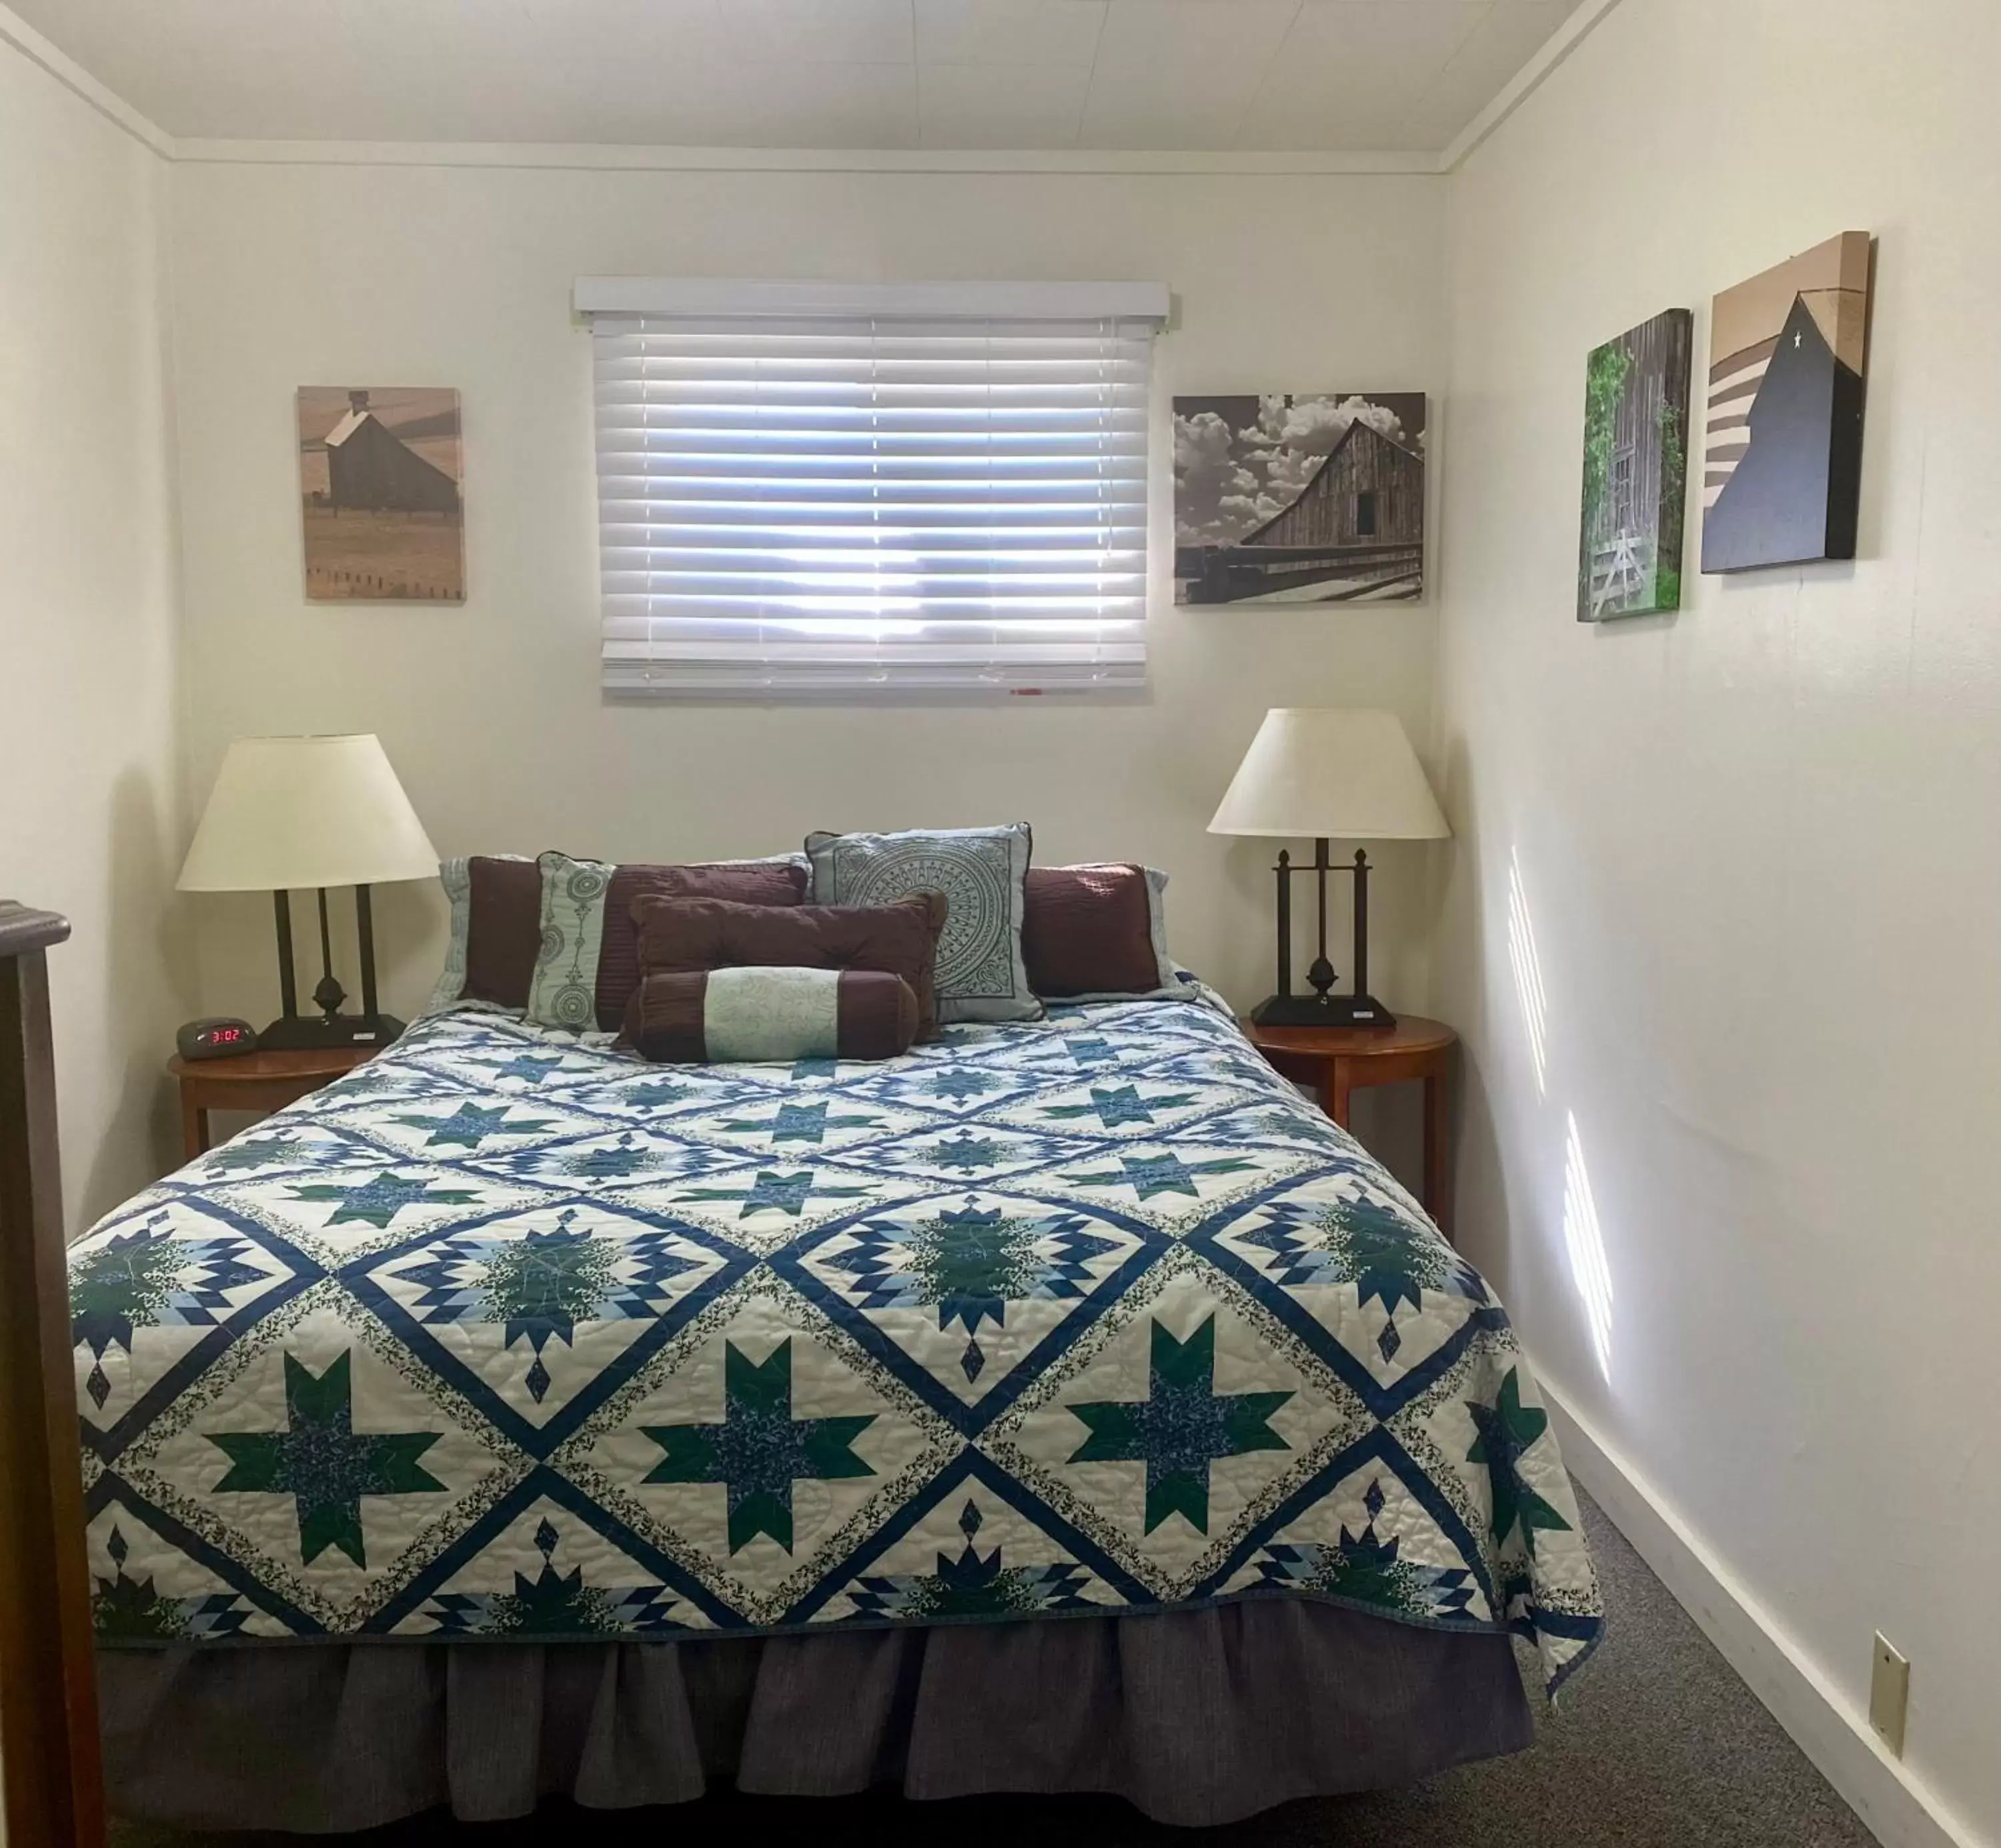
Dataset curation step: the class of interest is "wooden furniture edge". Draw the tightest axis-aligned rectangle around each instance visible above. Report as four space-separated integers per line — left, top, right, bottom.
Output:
0 901 73 959
170 1045 375 1160
1240 1011 1457 1239
0 902 107 1848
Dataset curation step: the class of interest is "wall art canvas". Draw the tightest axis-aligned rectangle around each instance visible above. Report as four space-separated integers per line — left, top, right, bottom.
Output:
298 386 464 601
1577 308 1692 621
1701 232 1872 573
1173 394 1425 604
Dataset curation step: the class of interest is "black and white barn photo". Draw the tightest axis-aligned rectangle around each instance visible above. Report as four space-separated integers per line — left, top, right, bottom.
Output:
1173 392 1426 604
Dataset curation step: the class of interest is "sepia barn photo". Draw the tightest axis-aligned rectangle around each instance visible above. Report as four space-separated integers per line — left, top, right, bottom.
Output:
297 386 465 602
1173 393 1425 604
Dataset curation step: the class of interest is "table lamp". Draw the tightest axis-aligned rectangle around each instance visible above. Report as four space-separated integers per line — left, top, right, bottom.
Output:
177 734 440 1050
1209 708 1449 1031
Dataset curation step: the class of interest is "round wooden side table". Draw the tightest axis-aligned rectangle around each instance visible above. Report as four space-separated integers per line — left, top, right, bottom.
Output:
1241 1015 1457 1236
169 1045 376 1162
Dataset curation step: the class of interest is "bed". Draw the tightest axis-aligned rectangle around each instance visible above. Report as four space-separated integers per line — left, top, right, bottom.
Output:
71 988 1601 1828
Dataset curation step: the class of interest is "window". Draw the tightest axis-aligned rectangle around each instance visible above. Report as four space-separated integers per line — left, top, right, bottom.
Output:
1355 489 1378 538
577 279 1169 697
1611 446 1635 527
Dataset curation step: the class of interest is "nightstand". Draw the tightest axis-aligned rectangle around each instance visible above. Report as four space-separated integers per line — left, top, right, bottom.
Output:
169 1045 376 1162
1243 1015 1457 1237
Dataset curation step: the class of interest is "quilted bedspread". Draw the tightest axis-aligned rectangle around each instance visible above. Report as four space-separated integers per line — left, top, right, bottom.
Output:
71 997 1602 1691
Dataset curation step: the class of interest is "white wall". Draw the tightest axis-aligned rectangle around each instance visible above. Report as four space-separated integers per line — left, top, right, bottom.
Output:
163 161 1448 1035
1433 0 2001 1839
0 37 187 1227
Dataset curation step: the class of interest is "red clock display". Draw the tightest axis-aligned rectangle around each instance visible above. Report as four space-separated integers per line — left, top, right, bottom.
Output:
179 1018 259 1059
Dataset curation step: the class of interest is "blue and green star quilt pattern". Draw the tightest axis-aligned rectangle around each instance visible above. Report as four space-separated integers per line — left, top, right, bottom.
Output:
70 999 1602 1692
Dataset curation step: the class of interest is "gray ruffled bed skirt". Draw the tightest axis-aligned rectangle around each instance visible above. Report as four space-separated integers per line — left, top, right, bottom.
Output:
101 1603 1533 1830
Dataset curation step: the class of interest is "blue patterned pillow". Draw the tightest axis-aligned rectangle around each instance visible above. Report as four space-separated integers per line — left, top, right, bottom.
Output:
524 849 812 1031
526 851 616 1030
804 824 1040 1024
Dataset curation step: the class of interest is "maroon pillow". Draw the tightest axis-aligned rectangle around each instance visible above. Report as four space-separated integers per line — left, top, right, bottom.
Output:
627 891 948 1041
592 861 808 1031
462 856 544 1009
1021 863 1163 997
626 969 918 1064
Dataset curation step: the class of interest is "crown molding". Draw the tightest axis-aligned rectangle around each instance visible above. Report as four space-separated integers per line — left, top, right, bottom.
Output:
0 0 171 155
168 140 1445 175
1438 0 1626 173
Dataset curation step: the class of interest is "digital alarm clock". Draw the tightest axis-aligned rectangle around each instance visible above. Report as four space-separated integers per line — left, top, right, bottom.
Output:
176 1017 260 1061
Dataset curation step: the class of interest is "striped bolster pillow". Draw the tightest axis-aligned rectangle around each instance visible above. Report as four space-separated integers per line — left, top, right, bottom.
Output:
625 967 919 1064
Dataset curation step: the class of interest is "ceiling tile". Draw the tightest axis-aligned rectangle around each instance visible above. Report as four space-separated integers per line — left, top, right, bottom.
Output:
728 59 922 144
5 0 744 138
449 57 763 147
509 0 736 69
1241 1 1486 148
1401 0 1573 146
915 0 1107 66
1080 0 1304 149
714 0 917 63
918 61 1092 144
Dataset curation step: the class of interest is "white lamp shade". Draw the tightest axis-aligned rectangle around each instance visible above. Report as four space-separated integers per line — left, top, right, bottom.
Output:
177 734 440 892
1209 709 1450 841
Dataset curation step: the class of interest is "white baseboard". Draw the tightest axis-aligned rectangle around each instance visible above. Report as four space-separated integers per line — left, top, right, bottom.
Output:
1538 1374 1985 1848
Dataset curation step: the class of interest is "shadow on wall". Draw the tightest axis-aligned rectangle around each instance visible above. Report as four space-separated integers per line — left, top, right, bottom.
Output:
1433 733 1514 1274
76 765 194 1229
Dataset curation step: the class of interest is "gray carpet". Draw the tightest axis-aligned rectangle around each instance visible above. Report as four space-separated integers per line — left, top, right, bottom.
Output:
115 1486 1876 1848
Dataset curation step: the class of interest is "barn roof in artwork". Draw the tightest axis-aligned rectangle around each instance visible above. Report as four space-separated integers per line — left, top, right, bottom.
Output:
1241 417 1423 548
324 409 373 447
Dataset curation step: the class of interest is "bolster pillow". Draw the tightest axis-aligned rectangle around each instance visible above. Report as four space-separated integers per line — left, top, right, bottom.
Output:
629 891 948 1041
625 967 919 1064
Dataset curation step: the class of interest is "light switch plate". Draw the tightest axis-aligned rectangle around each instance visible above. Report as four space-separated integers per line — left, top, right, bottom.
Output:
1870 1633 1909 1757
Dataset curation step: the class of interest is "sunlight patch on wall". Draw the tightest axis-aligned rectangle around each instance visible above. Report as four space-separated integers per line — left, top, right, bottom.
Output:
1561 1111 1615 1378
1505 850 1550 1093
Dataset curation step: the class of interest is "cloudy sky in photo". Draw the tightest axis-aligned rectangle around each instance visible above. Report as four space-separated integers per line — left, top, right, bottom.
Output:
1173 393 1426 547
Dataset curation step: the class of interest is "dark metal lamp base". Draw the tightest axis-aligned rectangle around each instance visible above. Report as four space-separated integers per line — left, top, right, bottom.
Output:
1251 993 1397 1031
265 883 402 1055
259 1012 406 1051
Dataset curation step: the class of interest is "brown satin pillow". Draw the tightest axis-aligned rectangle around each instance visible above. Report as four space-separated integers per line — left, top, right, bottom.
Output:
462 856 545 1009
626 968 918 1064
1021 863 1164 997
628 891 948 1041
592 860 809 1031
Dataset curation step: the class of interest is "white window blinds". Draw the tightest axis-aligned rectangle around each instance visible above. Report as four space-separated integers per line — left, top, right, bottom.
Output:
578 279 1169 697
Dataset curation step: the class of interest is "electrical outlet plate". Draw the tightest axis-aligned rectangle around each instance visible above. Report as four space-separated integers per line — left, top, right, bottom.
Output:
1870 1633 1909 1757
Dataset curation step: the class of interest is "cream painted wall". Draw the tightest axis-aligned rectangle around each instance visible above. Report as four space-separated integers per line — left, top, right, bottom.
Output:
1433 0 2001 1839
0 37 187 1228
163 163 1448 1047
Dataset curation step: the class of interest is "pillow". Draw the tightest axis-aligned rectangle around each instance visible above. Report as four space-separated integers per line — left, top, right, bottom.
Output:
626 967 918 1064
628 891 948 1041
804 824 1038 1024
525 851 810 1030
464 856 546 1007
425 853 540 1015
594 859 808 1030
1022 863 1174 998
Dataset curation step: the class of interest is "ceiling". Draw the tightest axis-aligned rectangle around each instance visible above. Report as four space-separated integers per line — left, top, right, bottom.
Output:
11 0 1583 153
